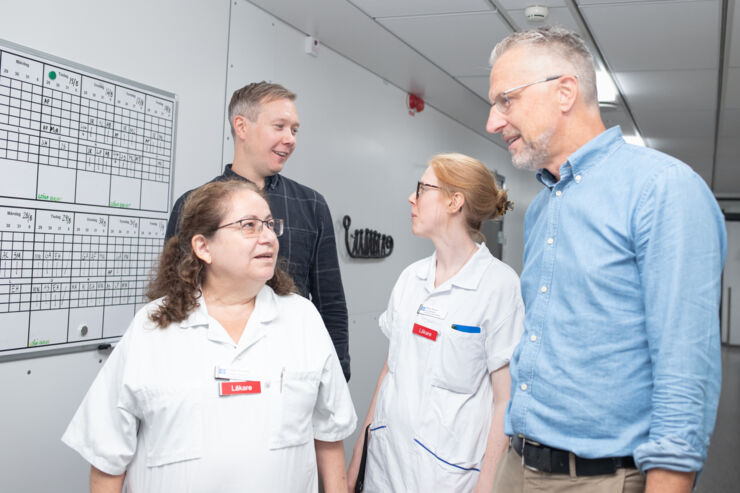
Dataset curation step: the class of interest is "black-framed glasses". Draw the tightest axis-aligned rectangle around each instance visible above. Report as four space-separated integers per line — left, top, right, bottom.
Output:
491 75 564 114
217 216 284 237
416 181 442 199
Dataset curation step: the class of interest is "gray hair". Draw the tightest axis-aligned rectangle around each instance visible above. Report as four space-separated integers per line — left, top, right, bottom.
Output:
227 81 296 138
490 26 598 106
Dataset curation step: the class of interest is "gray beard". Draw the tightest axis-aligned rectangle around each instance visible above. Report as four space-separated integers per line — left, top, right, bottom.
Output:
511 127 554 171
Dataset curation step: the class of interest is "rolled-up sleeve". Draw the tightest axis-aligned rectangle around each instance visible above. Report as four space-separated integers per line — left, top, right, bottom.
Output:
632 164 726 472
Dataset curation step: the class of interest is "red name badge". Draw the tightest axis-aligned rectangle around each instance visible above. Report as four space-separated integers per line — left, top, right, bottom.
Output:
412 323 438 341
219 380 262 396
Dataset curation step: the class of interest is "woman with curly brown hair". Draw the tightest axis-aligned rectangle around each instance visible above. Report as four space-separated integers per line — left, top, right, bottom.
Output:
63 179 356 493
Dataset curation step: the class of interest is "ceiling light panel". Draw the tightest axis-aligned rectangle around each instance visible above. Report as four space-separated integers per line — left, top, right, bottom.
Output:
580 1 720 71
615 69 718 111
378 12 512 77
350 0 492 18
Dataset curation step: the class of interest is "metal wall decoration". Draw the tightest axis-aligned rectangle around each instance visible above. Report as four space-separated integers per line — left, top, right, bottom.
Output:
343 215 393 259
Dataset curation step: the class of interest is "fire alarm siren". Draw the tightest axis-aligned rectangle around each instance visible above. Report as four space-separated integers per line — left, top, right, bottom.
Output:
407 93 425 116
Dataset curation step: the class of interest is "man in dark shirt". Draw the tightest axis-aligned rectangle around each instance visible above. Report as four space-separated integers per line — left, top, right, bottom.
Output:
166 82 350 380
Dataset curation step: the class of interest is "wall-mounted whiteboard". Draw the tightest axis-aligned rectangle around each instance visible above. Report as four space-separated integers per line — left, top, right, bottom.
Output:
0 39 176 360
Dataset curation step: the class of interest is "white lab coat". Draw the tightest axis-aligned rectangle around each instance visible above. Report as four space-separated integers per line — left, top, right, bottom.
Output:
364 245 524 492
62 285 357 493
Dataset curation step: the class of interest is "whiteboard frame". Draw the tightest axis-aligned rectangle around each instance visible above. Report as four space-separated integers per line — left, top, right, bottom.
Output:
0 38 178 361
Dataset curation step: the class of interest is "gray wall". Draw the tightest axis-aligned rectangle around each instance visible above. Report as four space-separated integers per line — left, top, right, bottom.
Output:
0 1 542 490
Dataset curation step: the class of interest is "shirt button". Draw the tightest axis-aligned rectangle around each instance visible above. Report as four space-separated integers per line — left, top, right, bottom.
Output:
541 285 547 293
547 238 554 245
521 383 528 391
575 175 582 183
530 334 537 342
555 190 562 197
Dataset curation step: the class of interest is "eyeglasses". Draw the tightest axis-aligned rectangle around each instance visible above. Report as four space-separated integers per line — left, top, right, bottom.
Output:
217 216 284 237
491 75 564 114
416 181 442 199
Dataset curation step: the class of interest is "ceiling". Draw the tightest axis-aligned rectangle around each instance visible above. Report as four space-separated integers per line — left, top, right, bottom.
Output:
247 0 739 196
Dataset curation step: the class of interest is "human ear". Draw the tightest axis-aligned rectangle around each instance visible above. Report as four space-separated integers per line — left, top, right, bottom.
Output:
232 114 251 141
558 75 579 112
448 192 465 214
191 234 212 264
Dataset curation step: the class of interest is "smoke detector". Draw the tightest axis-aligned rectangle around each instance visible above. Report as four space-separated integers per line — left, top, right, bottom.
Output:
524 5 549 23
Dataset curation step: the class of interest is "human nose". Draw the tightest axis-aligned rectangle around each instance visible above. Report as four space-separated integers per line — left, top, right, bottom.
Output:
486 104 507 134
257 222 277 242
408 191 416 205
282 128 296 146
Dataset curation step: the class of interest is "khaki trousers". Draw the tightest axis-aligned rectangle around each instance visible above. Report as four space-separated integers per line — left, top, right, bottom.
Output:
492 445 646 493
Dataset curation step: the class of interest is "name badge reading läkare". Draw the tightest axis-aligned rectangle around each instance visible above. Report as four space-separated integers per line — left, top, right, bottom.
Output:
219 380 262 396
412 323 438 341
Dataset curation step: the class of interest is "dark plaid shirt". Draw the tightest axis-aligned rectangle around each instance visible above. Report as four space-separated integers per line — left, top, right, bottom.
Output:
165 165 350 380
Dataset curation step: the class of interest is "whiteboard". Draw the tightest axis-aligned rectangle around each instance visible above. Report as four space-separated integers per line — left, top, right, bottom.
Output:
0 39 176 360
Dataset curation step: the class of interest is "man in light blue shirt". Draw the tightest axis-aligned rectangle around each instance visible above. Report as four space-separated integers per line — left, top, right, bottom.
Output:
486 27 725 493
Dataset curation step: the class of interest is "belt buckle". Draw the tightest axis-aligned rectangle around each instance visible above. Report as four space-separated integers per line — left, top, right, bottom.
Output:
520 436 546 472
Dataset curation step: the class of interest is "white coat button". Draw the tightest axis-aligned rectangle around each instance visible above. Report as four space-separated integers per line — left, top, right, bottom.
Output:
555 190 562 197
541 285 547 293
547 238 554 245
575 175 582 183
530 334 537 342
521 383 528 391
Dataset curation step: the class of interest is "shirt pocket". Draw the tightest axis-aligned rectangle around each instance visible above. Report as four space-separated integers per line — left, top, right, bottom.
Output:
140 385 204 467
270 370 320 450
431 324 487 394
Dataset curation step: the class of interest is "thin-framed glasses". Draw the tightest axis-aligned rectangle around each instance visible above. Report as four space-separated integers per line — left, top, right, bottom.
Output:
492 75 564 114
416 181 442 199
217 216 284 237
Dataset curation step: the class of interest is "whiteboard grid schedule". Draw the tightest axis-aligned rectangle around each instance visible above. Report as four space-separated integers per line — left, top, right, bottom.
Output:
0 40 176 359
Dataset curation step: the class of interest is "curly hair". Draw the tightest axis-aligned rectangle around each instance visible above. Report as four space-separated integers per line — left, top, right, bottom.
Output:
146 179 296 328
429 153 511 243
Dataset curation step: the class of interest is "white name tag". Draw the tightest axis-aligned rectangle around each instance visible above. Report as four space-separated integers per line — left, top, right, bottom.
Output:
417 304 446 320
213 365 253 381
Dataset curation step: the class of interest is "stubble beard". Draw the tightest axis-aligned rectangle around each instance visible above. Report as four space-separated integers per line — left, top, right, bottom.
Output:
511 127 555 171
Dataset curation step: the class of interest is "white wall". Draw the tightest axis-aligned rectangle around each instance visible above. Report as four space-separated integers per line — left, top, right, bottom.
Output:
0 0 543 489
0 0 231 490
225 0 542 460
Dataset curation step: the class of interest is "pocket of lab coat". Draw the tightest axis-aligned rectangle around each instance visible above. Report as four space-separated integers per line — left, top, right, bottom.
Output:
431 327 487 394
270 370 320 449
141 386 204 467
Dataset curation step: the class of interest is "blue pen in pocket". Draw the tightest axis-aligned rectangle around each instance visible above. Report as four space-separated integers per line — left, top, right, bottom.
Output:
451 324 481 333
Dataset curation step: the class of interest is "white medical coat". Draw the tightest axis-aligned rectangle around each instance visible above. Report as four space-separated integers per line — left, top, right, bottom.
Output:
62 285 357 493
365 245 524 492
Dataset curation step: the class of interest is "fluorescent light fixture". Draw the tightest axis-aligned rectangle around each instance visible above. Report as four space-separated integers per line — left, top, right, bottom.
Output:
596 69 618 103
623 134 645 147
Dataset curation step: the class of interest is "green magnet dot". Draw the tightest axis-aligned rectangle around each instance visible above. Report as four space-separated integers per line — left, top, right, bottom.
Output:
48 71 56 80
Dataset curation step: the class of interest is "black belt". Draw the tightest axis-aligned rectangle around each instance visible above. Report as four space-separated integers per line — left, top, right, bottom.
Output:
511 435 636 477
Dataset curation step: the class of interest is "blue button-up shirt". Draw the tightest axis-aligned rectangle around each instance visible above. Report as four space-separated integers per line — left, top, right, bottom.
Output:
506 126 726 472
